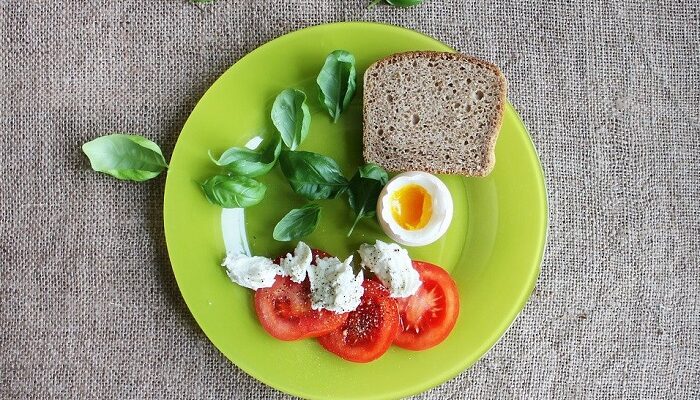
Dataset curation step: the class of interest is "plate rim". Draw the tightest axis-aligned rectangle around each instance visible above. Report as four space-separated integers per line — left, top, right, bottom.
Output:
163 21 548 400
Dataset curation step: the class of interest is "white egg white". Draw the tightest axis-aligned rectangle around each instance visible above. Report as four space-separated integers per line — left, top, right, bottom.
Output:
377 171 454 247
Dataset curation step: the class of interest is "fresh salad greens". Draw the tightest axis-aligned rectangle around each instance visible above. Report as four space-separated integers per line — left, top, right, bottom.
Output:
82 50 391 241
271 89 311 150
201 175 267 208
279 150 349 200
209 136 281 177
82 134 168 182
346 163 389 236
316 50 357 123
273 203 322 241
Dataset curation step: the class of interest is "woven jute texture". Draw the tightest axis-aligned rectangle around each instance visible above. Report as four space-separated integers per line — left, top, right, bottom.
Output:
1 1 698 399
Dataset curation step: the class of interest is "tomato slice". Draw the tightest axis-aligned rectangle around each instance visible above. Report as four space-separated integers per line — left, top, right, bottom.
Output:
253 249 348 341
317 280 400 363
393 261 460 350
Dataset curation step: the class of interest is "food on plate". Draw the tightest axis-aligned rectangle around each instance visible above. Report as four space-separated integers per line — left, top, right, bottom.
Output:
394 261 460 350
308 255 364 313
222 239 459 361
221 252 279 290
316 50 357 122
278 241 313 283
273 159 390 241
212 49 481 362
208 135 282 178
376 171 453 246
362 51 507 177
200 51 388 241
273 203 322 242
255 249 349 341
200 50 393 240
201 174 267 208
271 88 311 151
278 150 349 201
358 240 422 298
255 276 349 340
317 280 400 363
346 163 389 236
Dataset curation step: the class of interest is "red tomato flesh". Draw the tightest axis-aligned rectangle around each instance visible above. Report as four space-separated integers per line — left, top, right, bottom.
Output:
253 249 348 341
317 280 400 363
394 261 460 350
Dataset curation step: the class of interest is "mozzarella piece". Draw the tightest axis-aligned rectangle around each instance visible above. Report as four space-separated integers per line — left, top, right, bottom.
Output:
278 241 312 283
221 252 278 290
308 255 364 313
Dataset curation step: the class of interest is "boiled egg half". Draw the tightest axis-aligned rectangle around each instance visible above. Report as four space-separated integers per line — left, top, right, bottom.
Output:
377 172 454 247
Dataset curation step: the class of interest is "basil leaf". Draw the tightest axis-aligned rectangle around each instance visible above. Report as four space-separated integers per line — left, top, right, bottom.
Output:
316 50 357 122
208 136 281 177
273 203 322 241
279 150 349 200
356 163 389 184
271 89 311 150
346 163 388 236
82 134 168 182
201 175 266 208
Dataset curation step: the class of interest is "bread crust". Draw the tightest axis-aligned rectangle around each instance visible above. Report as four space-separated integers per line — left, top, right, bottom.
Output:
362 51 507 177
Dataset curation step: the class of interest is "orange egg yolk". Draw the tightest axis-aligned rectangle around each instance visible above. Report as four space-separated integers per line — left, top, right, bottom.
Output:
390 184 433 230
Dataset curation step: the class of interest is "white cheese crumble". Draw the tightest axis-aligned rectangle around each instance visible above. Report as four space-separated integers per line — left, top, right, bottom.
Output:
358 240 421 298
308 255 364 313
221 252 278 290
278 241 312 283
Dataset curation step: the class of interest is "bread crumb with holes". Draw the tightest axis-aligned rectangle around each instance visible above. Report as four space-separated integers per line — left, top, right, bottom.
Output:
362 51 507 177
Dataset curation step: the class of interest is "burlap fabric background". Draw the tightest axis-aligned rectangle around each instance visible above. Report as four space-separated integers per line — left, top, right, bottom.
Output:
1 1 698 399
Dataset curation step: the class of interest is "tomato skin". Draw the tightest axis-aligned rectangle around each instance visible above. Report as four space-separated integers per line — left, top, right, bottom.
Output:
393 261 460 350
253 249 348 341
317 280 400 363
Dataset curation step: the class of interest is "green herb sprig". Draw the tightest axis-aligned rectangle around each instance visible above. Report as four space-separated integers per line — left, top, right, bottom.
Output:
279 150 349 200
200 175 267 208
271 89 311 150
346 163 389 236
208 136 281 177
273 203 322 242
82 50 390 243
270 50 389 241
316 50 357 122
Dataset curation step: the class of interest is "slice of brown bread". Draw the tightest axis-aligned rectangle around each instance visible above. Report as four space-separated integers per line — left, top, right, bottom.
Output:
362 51 507 177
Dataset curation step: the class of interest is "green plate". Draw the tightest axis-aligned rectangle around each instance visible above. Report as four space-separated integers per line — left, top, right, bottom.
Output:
164 22 547 400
